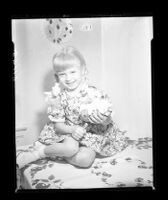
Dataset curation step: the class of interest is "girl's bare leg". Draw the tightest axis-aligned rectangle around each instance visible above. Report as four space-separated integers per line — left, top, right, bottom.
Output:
64 146 96 168
44 136 79 158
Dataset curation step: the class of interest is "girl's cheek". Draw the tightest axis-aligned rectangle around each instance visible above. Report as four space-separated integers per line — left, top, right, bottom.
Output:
58 80 64 86
59 77 65 82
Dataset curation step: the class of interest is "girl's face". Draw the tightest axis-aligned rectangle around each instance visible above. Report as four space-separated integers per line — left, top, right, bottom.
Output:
56 65 84 91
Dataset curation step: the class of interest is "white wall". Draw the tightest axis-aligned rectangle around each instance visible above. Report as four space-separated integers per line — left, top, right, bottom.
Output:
12 17 153 145
101 17 153 139
13 19 57 144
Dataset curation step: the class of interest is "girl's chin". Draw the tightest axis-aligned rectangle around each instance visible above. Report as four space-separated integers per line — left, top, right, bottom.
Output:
65 84 78 91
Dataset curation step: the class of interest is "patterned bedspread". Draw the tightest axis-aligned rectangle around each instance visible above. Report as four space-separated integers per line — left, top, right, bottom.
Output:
19 137 154 189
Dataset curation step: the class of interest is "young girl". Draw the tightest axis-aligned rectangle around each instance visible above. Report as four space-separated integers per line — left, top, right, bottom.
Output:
17 46 128 169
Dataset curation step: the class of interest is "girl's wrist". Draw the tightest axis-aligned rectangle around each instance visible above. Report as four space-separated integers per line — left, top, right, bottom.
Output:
69 126 76 134
70 125 81 135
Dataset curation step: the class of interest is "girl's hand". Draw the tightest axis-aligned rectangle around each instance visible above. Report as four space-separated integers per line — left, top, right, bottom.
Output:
71 126 86 141
88 110 111 124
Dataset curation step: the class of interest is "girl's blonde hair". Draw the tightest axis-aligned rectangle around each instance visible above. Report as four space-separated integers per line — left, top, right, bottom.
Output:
52 46 86 73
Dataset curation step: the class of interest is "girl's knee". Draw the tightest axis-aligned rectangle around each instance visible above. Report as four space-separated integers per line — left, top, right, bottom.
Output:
65 144 79 157
77 148 96 168
64 139 79 157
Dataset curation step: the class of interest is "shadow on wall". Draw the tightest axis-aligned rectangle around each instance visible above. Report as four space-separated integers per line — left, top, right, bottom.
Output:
43 69 55 92
36 69 55 136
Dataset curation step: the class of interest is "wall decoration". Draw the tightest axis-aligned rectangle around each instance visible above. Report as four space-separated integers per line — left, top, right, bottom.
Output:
44 18 73 44
80 23 92 31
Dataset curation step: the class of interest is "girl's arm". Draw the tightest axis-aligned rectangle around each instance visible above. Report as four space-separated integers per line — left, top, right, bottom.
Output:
54 122 86 141
54 122 74 135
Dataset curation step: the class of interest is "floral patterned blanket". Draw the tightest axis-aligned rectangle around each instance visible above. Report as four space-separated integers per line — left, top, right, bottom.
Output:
19 137 154 189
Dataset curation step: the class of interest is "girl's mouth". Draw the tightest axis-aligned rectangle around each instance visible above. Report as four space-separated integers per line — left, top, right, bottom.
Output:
66 81 76 86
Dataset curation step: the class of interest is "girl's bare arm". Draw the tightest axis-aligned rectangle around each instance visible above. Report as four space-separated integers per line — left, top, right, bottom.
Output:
54 122 86 140
54 122 74 134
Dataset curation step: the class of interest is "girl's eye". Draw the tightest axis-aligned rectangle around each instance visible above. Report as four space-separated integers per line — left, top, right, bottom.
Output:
58 73 65 77
71 71 76 74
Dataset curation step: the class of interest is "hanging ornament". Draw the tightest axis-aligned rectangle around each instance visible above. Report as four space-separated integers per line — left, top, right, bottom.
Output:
44 18 73 44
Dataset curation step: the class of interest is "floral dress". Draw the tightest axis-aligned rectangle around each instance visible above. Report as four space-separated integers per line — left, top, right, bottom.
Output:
38 81 129 157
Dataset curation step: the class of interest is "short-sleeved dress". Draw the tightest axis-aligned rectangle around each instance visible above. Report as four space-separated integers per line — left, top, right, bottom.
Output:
38 81 129 157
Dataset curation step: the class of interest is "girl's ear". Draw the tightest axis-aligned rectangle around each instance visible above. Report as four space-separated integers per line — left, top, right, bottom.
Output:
54 74 59 82
82 67 88 77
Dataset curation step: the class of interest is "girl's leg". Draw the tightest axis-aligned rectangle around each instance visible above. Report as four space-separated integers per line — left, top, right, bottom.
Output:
16 142 46 169
44 136 79 158
16 137 79 169
64 146 96 168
